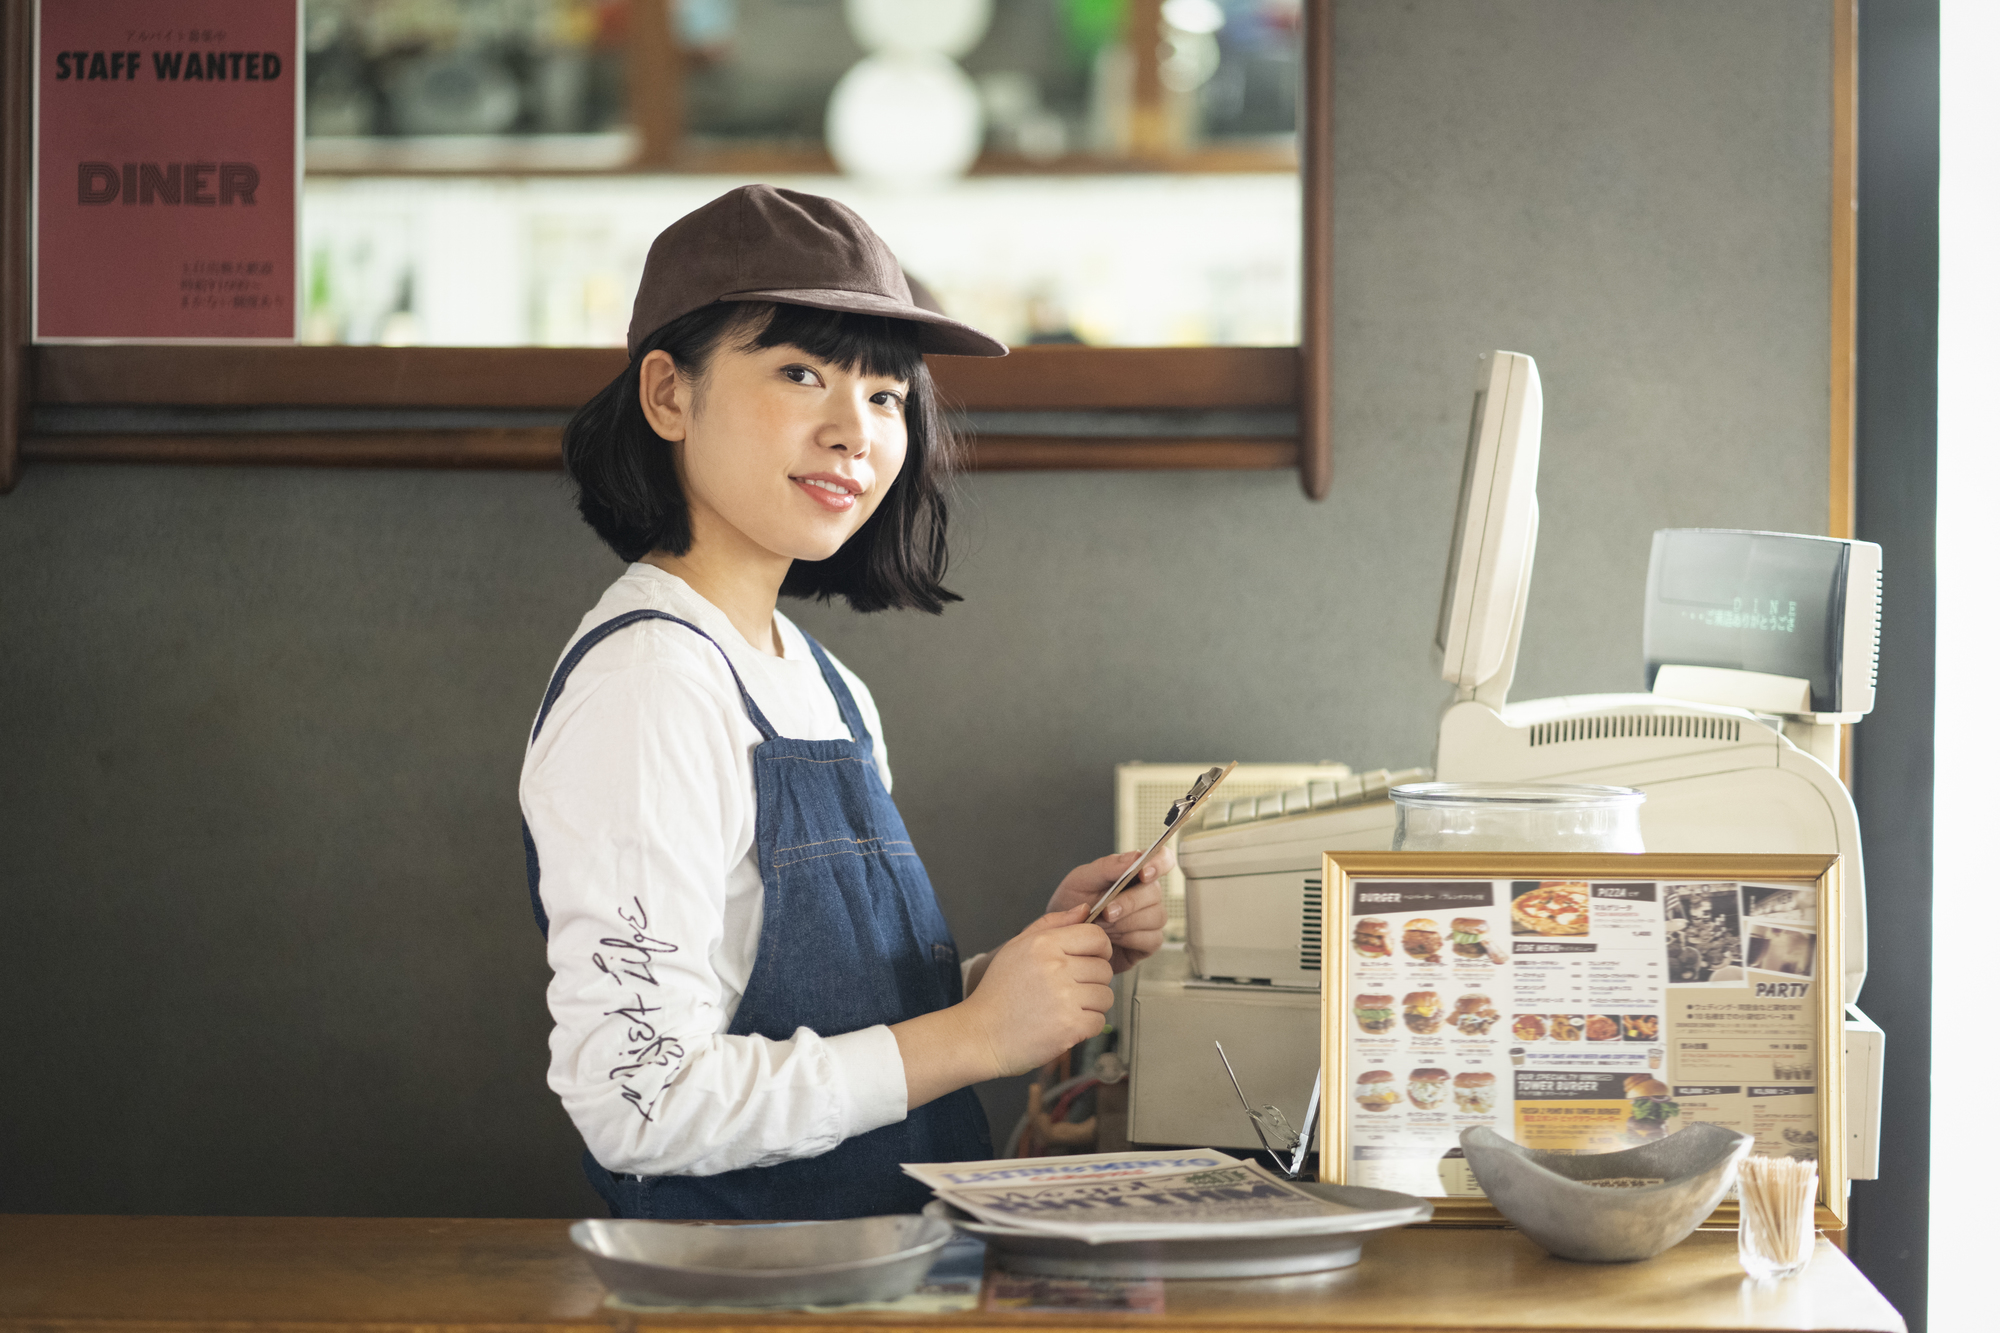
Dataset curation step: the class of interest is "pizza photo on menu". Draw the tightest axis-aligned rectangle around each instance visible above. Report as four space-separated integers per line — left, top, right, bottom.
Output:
1511 881 1590 936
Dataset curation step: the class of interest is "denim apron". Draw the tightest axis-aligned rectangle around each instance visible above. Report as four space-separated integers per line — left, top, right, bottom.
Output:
524 610 991 1219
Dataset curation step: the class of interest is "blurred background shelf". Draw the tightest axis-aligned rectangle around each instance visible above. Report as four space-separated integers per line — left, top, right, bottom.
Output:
9 1 1324 491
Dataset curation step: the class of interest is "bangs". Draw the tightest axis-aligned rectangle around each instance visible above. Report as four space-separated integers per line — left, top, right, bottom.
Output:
735 301 925 381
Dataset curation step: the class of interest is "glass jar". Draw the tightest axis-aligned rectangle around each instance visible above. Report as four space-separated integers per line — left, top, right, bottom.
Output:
1390 783 1646 852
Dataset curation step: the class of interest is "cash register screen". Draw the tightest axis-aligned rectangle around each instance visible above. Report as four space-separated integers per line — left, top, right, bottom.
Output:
1643 529 1848 712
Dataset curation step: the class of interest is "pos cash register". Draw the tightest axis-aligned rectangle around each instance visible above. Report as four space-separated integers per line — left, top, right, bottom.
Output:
1123 351 1885 1179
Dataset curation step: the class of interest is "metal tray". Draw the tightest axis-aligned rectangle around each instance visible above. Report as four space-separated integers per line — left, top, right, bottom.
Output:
571 1214 953 1307
922 1181 1431 1280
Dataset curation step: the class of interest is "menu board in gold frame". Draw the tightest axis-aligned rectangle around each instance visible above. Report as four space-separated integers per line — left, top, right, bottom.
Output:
1319 853 1844 1229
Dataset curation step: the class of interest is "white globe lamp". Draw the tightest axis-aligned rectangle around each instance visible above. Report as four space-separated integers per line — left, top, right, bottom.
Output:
844 0 992 58
827 0 991 188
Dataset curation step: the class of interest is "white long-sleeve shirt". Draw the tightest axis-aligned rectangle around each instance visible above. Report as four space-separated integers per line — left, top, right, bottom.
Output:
519 563 910 1177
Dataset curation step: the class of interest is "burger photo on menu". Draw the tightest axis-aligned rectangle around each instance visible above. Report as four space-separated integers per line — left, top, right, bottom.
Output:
1453 1071 1498 1114
1450 917 1499 961
1402 990 1444 1034
1511 881 1590 936
1512 1014 1548 1042
1408 1068 1451 1110
1623 1076 1679 1142
1353 994 1398 1035
1355 1069 1401 1112
1585 1014 1621 1042
1352 917 1392 960
1450 994 1501 1036
1402 917 1444 962
1548 1014 1583 1042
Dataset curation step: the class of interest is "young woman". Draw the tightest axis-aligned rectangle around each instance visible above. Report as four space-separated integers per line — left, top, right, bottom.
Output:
518 186 1169 1220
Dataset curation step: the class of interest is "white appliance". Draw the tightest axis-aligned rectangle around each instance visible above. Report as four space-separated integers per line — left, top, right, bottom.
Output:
1130 350 1885 1176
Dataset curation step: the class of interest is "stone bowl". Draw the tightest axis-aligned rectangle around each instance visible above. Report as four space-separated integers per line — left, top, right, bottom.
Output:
1459 1122 1753 1262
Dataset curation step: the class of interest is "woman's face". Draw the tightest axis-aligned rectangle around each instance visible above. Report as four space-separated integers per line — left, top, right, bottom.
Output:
646 338 911 565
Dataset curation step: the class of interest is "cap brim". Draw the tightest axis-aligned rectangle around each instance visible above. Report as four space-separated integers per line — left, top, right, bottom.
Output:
722 288 1008 357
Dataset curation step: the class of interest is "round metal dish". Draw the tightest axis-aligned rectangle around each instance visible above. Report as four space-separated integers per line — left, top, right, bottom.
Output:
570 1214 952 1307
922 1181 1431 1279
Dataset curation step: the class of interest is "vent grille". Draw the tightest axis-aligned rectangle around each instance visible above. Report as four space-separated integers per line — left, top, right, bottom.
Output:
1868 566 1882 689
1528 714 1741 747
1300 877 1323 972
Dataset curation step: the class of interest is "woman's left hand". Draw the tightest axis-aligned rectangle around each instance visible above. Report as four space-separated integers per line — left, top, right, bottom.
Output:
1045 848 1174 973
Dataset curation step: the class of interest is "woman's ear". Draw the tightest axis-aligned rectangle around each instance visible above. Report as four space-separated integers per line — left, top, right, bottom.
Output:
638 350 692 442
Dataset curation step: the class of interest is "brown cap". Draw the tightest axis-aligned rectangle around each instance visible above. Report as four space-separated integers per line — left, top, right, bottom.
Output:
626 184 1006 359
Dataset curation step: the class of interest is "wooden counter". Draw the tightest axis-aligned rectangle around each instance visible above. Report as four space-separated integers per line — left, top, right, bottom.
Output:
0 1216 1904 1333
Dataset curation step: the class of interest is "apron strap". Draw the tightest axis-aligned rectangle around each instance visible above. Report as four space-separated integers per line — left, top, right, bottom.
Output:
530 610 777 743
523 610 776 940
802 633 870 746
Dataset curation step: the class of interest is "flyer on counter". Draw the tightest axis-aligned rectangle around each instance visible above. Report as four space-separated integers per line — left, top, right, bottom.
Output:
1326 858 1836 1201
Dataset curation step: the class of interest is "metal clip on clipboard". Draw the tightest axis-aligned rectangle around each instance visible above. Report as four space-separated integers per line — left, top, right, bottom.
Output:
1085 762 1236 924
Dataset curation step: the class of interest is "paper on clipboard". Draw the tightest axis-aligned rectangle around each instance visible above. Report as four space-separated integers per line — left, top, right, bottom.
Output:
1085 762 1236 923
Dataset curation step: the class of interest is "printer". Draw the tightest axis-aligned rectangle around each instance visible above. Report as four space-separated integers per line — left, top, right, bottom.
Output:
1124 350 1885 1179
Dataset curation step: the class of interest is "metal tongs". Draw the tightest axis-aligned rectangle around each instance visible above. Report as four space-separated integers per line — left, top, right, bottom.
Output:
1214 1042 1320 1180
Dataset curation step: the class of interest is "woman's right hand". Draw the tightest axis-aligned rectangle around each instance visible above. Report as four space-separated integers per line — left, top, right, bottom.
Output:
958 907 1115 1079
891 907 1113 1109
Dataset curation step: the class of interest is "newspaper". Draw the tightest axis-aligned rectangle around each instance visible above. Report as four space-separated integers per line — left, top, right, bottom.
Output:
903 1150 1361 1243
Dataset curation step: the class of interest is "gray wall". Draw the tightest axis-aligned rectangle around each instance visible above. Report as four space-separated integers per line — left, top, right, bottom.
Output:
0 0 1830 1215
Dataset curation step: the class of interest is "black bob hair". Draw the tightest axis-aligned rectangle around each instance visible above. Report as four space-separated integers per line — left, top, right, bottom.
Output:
563 300 962 614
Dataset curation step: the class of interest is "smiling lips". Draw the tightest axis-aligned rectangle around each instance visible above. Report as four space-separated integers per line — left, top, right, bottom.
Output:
793 473 862 512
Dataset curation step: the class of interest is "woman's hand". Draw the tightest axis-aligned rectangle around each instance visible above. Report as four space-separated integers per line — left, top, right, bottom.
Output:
1044 848 1174 972
892 907 1113 1105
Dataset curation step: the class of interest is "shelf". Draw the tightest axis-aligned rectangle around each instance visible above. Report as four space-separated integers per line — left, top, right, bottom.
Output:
18 431 1297 473
301 135 1297 179
304 132 640 175
22 344 1303 474
30 344 1299 411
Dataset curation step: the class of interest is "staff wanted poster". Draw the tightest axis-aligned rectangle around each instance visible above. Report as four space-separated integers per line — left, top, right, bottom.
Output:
1342 876 1821 1198
34 0 299 341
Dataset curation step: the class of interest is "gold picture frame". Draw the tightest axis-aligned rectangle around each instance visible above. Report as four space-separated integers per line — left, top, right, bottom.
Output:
1320 853 1844 1229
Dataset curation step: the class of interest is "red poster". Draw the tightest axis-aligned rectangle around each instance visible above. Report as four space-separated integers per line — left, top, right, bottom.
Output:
34 0 299 342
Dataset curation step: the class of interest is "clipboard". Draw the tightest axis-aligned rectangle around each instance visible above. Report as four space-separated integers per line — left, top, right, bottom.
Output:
1084 762 1237 923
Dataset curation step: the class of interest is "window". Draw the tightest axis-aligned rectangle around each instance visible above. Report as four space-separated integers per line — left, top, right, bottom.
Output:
0 2 1324 494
